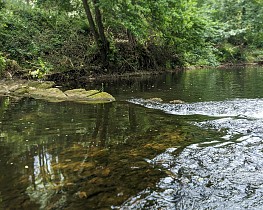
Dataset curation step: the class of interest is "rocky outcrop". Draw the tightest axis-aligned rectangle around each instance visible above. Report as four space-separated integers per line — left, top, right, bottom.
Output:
28 87 68 102
0 80 115 103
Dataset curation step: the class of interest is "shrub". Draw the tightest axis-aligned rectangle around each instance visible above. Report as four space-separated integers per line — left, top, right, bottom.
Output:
0 52 6 74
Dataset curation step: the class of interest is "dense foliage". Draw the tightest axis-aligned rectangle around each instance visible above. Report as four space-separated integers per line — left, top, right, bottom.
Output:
0 0 262 79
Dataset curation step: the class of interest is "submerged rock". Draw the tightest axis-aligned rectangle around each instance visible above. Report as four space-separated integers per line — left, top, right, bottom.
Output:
0 80 115 103
144 98 184 104
169 99 184 104
147 98 163 102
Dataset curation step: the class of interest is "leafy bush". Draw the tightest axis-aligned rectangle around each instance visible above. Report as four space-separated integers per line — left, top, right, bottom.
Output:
0 1 91 76
0 52 6 74
29 57 53 79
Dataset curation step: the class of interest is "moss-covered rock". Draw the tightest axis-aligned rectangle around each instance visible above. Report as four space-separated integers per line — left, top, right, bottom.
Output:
0 80 115 103
28 88 67 102
64 89 115 103
85 91 115 102
64 89 99 99
28 81 55 89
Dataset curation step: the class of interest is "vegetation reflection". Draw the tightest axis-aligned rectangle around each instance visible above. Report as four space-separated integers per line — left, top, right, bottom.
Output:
0 96 204 209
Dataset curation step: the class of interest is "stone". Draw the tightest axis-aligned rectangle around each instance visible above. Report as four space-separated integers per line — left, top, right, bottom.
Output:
64 89 99 99
147 98 163 102
169 99 184 104
0 80 115 103
65 89 115 103
28 88 68 102
28 81 55 89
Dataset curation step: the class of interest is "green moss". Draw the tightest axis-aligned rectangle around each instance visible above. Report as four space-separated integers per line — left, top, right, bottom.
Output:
64 89 115 103
0 80 115 103
28 88 67 102
28 81 55 89
88 91 115 100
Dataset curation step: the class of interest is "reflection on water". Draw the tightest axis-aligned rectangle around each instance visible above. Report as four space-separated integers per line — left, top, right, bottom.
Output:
1 67 263 209
0 96 199 209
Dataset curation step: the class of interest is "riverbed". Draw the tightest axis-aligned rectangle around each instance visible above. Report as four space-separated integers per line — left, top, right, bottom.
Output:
1 66 263 209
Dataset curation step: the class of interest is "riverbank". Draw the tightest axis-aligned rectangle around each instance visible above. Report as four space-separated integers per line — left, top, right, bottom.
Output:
1 1 262 84
1 61 262 85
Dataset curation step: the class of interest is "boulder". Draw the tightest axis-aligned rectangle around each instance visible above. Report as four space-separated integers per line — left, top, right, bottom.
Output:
64 89 99 99
28 88 68 102
0 80 115 103
64 89 115 103
28 81 55 89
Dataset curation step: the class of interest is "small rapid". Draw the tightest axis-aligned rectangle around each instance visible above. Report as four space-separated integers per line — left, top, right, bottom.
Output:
129 98 263 118
122 98 263 209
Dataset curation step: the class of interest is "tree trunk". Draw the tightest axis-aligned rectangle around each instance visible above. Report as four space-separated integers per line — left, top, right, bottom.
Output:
82 0 100 46
127 0 137 49
82 0 109 68
92 0 109 67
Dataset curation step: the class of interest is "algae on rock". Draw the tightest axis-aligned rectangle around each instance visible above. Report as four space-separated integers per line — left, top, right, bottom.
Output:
28 88 68 102
0 80 115 103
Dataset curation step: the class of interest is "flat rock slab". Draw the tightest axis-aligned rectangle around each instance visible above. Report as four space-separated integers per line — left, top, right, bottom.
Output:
0 80 115 103
28 87 68 102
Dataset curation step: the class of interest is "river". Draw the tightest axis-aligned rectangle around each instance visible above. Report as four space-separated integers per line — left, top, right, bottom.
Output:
1 66 263 209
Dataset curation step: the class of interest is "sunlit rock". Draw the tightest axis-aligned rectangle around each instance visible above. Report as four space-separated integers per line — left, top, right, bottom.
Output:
0 80 115 103
13 86 29 94
146 98 163 102
28 88 68 102
27 81 55 89
169 99 184 104
64 89 115 103
83 91 115 102
64 88 96 98
8 84 21 92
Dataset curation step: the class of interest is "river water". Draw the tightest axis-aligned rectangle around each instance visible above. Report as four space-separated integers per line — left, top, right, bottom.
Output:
1 67 263 209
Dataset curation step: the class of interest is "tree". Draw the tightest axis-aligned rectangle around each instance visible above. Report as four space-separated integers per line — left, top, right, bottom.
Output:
82 0 109 68
36 0 74 12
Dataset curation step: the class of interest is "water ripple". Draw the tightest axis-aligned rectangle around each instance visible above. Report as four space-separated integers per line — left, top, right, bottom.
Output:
128 98 263 118
120 137 263 210
123 98 263 209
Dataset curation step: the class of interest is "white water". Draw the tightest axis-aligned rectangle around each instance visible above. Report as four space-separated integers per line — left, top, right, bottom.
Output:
129 98 263 118
121 98 263 209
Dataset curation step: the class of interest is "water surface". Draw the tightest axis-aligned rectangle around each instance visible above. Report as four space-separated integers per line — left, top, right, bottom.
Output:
1 66 263 209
